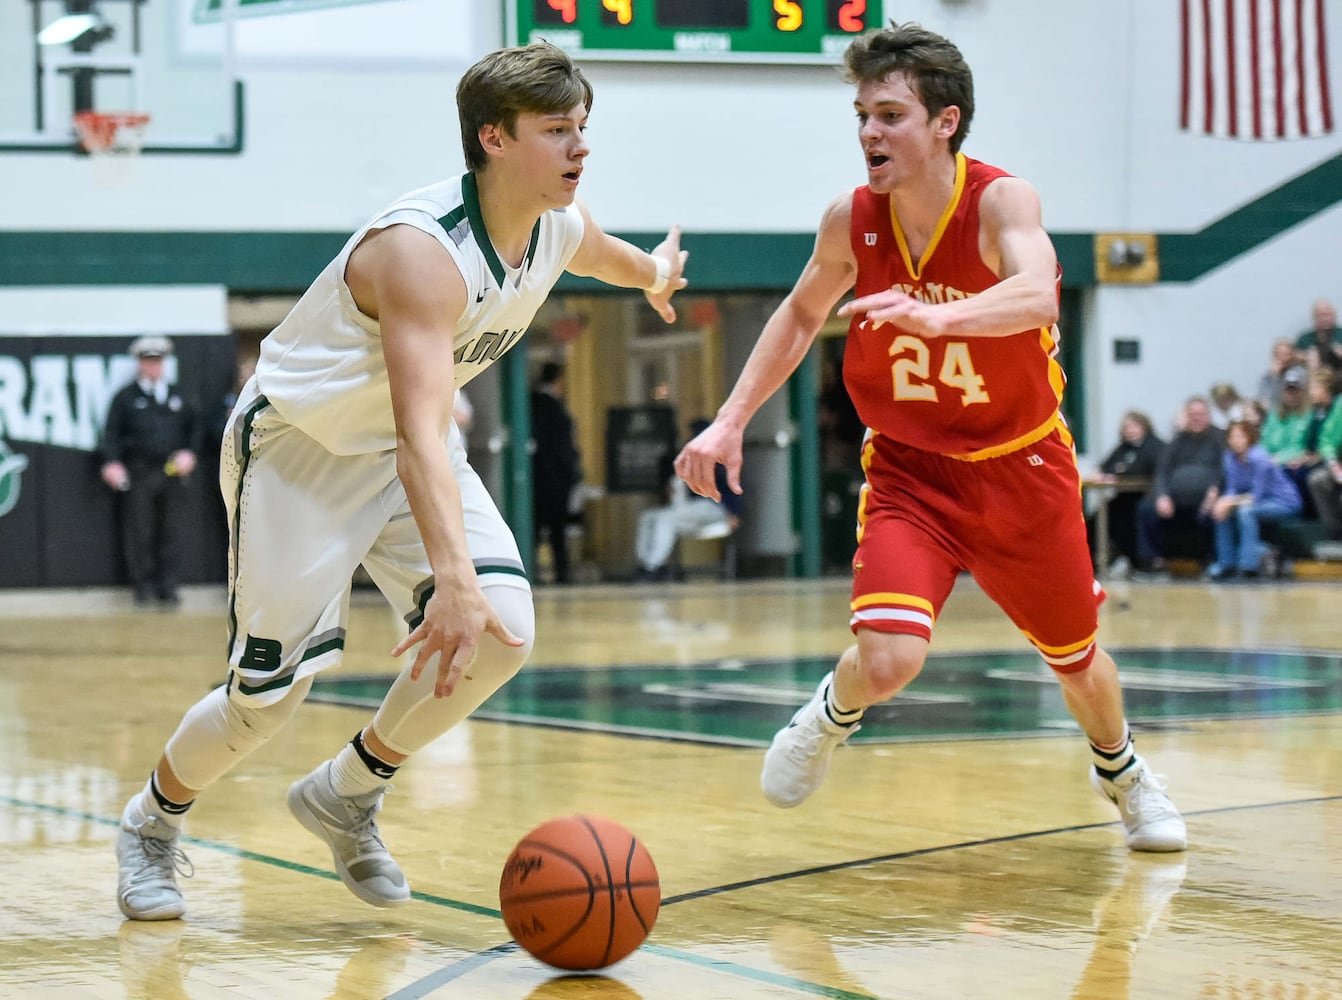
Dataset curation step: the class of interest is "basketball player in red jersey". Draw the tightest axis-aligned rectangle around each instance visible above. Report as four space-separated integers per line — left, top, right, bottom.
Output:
675 22 1185 852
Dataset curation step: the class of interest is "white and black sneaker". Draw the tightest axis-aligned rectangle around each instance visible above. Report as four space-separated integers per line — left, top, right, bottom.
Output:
1091 761 1188 853
760 672 860 808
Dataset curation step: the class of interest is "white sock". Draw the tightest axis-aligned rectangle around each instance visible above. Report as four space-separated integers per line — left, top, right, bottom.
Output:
327 741 390 799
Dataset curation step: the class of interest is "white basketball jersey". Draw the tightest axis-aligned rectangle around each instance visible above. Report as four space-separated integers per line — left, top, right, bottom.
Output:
256 172 586 455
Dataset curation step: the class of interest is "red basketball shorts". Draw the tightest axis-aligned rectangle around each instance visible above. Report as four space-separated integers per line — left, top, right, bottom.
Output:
849 427 1104 673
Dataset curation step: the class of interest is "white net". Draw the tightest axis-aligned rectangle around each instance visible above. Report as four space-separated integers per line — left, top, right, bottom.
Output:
73 111 150 188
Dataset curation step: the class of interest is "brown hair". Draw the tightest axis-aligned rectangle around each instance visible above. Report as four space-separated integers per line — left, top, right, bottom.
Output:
457 43 593 172
1226 419 1260 445
1119 409 1154 437
843 22 975 153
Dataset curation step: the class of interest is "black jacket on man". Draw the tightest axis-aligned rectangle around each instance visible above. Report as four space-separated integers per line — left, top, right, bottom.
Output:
101 380 201 601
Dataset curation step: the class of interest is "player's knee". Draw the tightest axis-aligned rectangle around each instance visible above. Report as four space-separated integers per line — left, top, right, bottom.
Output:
225 674 312 746
856 639 924 700
477 584 535 683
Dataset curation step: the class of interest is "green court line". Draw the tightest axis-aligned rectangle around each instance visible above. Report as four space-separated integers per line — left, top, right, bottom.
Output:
1 793 869 996
6 790 1339 999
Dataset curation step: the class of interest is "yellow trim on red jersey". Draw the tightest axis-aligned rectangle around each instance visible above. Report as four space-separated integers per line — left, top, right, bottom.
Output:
945 411 1061 462
852 591 936 616
889 152 967 281
1024 630 1098 657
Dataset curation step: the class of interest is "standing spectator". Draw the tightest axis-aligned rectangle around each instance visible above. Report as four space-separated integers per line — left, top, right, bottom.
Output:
530 361 580 584
1087 410 1164 575
1256 338 1301 411
1205 420 1301 580
1294 299 1341 385
1136 397 1224 572
99 336 201 606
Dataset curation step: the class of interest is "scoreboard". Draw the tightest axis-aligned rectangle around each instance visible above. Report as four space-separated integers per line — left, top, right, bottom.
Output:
507 0 883 64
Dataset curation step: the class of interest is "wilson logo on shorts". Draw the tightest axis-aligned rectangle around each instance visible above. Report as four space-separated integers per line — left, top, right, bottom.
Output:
1027 454 1044 466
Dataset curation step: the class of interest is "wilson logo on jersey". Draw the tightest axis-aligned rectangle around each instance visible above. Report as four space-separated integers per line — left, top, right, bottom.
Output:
864 233 878 246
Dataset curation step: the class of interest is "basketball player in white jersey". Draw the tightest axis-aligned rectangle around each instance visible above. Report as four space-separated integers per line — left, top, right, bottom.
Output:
115 42 688 921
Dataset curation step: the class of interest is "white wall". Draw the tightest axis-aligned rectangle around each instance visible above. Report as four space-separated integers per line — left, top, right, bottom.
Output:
1 0 1339 459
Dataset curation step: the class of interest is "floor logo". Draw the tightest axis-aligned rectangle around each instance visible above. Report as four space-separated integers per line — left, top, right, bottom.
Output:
0 441 29 518
312 648 1342 746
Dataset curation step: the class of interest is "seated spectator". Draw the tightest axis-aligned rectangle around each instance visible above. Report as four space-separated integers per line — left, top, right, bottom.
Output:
1295 299 1341 385
1136 397 1224 572
1243 397 1268 429
1259 366 1311 462
1208 382 1244 429
1282 368 1342 516
1204 420 1302 580
1086 410 1165 575
1308 444 1342 541
636 420 743 579
1256 338 1303 411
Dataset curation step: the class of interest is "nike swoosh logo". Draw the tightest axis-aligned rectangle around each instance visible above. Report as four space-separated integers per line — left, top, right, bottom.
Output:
475 291 486 303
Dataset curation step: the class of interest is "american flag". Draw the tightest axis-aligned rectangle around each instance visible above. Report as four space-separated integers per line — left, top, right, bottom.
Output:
1180 0 1334 139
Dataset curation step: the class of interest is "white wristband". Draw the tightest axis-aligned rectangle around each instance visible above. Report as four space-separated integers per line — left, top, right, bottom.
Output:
646 255 671 295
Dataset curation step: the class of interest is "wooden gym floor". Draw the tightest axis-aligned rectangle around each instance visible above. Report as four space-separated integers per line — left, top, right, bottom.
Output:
1 575 1339 999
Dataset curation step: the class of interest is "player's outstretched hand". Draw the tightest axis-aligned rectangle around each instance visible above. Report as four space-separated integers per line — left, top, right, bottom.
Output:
838 289 941 336
673 418 742 503
391 583 524 698
645 224 689 324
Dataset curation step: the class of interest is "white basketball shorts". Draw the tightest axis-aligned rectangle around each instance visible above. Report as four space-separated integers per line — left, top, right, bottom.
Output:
219 378 530 706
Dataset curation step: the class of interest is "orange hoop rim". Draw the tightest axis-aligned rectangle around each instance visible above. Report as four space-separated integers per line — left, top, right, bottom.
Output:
73 110 152 153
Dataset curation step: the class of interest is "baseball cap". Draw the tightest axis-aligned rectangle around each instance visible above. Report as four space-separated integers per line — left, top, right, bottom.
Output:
128 335 174 359
1282 365 1307 387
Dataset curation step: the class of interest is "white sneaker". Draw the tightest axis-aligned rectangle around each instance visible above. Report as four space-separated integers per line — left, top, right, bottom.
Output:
287 761 410 908
761 672 860 808
1091 762 1188 853
116 802 192 921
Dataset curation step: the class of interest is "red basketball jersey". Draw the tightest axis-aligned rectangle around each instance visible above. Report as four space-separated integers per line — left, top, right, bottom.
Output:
843 154 1065 459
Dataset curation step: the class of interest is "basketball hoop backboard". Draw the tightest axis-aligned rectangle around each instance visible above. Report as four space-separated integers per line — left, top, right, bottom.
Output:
0 0 243 155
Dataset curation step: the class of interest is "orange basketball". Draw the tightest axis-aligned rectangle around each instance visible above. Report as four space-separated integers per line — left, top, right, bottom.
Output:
499 814 660 971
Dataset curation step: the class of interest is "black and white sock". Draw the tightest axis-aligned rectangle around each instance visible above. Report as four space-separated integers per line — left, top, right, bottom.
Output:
1091 727 1138 782
824 678 863 727
130 773 192 829
328 730 399 798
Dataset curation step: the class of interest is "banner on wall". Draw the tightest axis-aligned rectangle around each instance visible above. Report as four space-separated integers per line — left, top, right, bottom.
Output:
605 405 677 495
0 335 237 589
1180 0 1334 139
